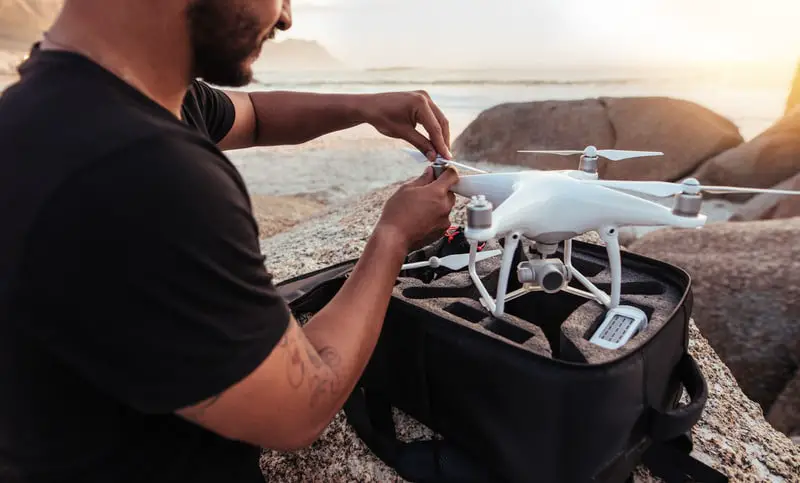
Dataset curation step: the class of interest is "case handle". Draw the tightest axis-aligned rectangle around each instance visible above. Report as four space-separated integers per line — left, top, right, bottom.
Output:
648 352 708 442
343 387 498 483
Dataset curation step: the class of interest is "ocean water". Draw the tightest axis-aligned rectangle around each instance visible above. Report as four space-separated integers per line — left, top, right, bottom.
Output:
245 66 795 141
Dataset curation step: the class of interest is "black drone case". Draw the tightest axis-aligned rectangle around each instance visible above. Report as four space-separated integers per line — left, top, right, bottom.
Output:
276 230 729 483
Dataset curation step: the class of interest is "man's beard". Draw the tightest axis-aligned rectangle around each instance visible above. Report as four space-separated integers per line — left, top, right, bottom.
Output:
186 0 270 87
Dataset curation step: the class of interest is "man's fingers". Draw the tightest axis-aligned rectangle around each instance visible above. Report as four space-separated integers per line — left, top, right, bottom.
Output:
432 166 460 190
427 100 451 151
416 102 451 160
403 128 437 161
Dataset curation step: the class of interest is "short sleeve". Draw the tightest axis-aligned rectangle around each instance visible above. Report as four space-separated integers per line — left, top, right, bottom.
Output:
14 135 291 414
184 80 237 143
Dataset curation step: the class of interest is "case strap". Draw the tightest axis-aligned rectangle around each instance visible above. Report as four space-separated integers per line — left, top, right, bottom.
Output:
648 352 708 442
638 436 729 483
343 387 499 483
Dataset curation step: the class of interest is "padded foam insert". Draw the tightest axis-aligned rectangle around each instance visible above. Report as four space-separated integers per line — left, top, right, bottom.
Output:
393 238 685 364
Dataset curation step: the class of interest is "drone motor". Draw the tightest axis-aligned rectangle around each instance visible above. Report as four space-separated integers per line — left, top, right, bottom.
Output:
466 195 493 229
578 146 599 175
671 178 703 218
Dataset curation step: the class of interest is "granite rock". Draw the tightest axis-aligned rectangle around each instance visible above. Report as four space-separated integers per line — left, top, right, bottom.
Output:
450 97 743 182
259 181 800 482
627 218 800 441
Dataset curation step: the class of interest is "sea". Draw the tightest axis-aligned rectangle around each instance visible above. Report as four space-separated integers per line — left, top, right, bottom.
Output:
243 65 796 141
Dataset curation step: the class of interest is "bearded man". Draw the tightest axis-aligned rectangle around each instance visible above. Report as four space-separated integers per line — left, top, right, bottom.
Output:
0 1 458 482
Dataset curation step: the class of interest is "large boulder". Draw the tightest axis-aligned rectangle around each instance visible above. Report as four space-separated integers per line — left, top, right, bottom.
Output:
786 62 800 115
627 218 800 440
451 96 743 181
689 106 800 201
258 182 800 482
729 172 800 221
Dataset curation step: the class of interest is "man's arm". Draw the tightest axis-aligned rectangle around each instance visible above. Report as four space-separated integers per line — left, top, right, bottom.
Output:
176 225 409 449
216 89 451 159
176 167 459 450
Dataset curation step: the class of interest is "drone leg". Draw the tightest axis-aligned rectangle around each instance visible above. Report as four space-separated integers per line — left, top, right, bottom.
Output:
493 232 521 317
469 240 496 314
568 268 612 308
599 226 621 308
564 239 573 275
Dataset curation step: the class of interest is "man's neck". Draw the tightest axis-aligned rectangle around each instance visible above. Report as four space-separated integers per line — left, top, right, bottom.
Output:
42 1 193 118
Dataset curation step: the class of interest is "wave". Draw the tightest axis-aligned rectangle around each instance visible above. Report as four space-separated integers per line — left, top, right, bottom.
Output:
253 77 644 88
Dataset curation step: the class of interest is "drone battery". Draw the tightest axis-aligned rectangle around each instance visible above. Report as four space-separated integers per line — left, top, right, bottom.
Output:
588 306 648 350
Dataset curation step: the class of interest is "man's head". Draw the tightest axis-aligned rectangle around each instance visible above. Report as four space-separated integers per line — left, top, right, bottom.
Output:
186 0 292 87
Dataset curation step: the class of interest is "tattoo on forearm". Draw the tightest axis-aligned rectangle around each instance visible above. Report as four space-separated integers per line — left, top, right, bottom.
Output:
308 346 342 409
285 335 305 389
282 329 344 409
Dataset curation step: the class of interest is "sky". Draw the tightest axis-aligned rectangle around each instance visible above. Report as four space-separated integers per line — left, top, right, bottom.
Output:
281 0 800 70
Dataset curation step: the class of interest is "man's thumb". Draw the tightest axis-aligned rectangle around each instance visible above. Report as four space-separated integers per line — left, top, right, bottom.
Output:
408 165 435 187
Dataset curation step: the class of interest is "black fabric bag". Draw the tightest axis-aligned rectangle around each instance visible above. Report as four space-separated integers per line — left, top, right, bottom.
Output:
276 229 729 483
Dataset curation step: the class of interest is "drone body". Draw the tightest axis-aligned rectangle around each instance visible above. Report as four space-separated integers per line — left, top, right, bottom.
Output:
401 146 800 320
452 170 707 245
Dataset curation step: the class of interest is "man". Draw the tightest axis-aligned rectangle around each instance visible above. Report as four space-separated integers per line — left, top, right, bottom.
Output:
0 0 459 482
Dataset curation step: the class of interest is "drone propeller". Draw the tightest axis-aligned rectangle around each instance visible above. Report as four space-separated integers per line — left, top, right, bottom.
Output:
582 178 800 198
401 249 502 272
401 148 489 174
517 145 663 161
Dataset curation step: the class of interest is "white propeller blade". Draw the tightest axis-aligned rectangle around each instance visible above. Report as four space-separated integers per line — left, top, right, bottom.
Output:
582 179 800 198
401 249 502 271
401 148 488 174
517 146 663 161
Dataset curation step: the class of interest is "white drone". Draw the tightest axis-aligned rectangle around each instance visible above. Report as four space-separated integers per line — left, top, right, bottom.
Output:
400 145 800 318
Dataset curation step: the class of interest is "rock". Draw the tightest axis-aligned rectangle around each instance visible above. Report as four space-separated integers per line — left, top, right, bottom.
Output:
627 218 800 440
258 181 800 482
729 171 800 221
786 62 800 115
450 96 743 182
689 106 800 202
249 194 326 238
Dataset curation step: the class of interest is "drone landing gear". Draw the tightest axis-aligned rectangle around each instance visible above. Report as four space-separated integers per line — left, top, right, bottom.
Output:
470 227 623 317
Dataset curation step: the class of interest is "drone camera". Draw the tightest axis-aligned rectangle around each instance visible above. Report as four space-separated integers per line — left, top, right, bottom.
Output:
517 259 567 293
466 195 493 229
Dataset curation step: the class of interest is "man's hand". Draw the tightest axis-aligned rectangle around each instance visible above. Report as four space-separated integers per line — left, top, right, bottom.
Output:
217 87 453 159
358 90 452 162
377 166 459 253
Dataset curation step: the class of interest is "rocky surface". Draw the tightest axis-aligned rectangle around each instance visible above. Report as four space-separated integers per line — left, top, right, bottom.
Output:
689 106 800 202
450 96 743 182
250 193 327 238
729 172 800 221
627 218 800 441
258 181 800 482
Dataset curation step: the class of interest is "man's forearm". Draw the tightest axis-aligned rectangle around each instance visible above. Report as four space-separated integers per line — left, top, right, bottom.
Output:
298 226 408 427
248 91 367 146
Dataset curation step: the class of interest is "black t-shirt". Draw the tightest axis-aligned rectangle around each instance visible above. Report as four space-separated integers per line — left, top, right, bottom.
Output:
0 46 291 482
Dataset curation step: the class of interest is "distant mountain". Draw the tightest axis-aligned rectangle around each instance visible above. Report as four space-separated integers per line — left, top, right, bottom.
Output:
254 39 344 71
0 0 61 50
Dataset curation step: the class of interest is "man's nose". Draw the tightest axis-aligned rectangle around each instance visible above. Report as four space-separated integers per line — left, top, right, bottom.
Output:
276 1 292 31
